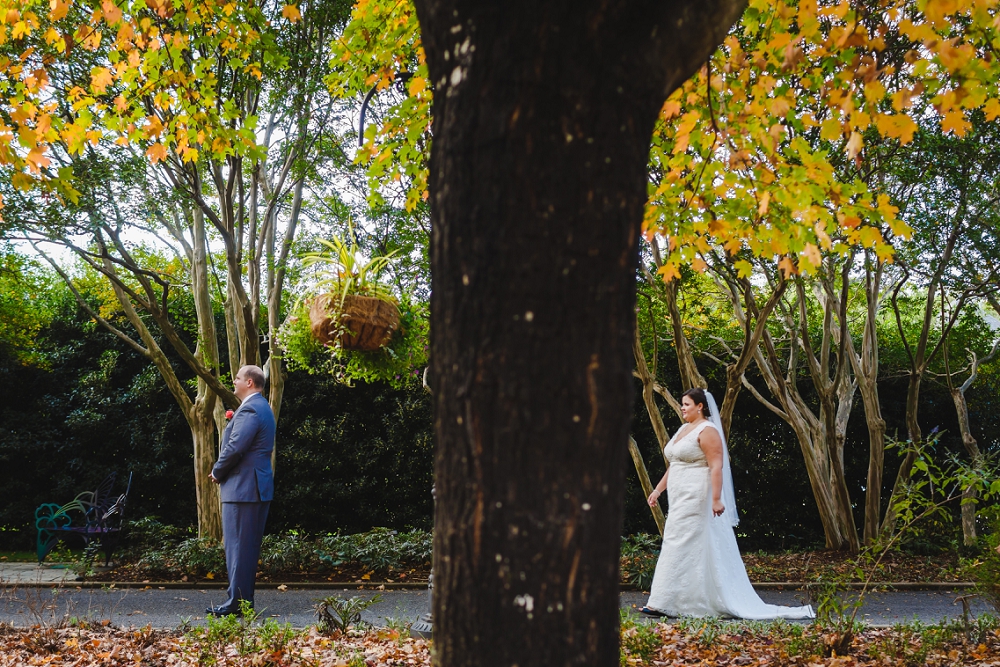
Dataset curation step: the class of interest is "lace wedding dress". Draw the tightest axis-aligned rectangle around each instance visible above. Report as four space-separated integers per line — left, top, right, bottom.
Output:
645 421 814 619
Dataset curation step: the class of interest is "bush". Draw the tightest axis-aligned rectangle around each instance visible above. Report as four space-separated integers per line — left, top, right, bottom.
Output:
620 533 659 590
125 527 433 579
315 527 433 572
972 517 1000 613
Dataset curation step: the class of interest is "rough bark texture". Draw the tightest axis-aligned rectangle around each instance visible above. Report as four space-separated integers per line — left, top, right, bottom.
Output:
413 3 746 667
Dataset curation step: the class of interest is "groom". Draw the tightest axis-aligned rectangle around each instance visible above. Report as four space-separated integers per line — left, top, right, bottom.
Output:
207 365 275 616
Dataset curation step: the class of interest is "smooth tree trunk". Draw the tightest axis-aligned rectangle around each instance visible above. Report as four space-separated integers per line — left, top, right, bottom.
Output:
628 437 665 535
631 324 668 534
191 407 223 540
842 255 887 546
726 276 859 551
943 341 994 545
412 3 746 667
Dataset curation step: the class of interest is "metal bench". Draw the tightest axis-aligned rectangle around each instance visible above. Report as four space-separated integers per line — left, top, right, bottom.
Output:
35 472 133 566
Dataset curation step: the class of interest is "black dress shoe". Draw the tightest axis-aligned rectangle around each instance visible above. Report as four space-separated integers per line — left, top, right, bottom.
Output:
206 603 254 617
206 605 238 617
639 606 667 618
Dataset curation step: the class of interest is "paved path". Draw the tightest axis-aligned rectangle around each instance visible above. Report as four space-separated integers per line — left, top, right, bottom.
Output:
0 584 992 630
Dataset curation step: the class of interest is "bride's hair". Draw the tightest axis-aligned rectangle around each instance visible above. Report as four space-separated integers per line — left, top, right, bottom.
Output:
682 387 711 417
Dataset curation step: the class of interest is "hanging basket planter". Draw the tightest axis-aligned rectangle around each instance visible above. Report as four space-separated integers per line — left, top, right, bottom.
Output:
309 293 401 352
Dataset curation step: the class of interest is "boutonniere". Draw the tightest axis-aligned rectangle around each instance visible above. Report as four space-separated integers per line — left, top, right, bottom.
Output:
225 410 235 420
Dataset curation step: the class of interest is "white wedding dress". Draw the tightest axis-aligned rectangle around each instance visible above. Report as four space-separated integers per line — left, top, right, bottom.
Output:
645 421 814 619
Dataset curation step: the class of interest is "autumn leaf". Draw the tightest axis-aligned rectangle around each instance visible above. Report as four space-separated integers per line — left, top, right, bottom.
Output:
146 142 168 163
757 191 770 216
281 4 301 22
984 99 1000 122
845 131 863 160
90 66 114 94
48 0 70 21
657 262 681 282
940 110 970 137
800 243 821 271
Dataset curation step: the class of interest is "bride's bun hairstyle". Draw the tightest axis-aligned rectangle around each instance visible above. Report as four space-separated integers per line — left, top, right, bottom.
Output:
682 387 711 416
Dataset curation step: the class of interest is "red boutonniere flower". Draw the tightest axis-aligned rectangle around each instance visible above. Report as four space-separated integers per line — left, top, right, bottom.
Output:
225 410 234 420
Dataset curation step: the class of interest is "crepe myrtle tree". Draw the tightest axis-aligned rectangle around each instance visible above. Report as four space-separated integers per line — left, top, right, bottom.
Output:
410 2 745 667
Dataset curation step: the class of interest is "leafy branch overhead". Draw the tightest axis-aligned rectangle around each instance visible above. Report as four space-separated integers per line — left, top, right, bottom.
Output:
0 0 303 211
324 0 1000 277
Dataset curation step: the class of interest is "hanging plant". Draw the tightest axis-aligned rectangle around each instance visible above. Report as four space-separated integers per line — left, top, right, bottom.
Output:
303 232 401 351
278 227 428 387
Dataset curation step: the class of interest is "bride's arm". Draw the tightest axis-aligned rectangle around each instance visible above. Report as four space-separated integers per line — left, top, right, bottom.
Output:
647 468 669 507
699 427 725 517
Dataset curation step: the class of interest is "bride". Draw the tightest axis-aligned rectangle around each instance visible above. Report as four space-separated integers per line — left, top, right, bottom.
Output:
641 388 814 620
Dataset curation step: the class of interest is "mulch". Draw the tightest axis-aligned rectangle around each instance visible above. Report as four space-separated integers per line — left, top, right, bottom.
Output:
740 549 966 583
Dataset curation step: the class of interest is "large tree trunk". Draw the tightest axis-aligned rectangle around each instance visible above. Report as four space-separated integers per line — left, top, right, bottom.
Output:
414 2 745 666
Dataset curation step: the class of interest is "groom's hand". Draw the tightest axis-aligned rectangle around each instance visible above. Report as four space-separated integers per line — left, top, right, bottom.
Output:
210 473 219 484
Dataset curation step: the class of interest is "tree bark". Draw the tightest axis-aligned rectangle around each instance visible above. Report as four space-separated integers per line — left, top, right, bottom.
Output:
413 2 746 667
631 323 668 533
628 437 664 535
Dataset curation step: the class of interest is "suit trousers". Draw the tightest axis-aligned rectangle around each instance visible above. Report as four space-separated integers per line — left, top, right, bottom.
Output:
222 501 270 608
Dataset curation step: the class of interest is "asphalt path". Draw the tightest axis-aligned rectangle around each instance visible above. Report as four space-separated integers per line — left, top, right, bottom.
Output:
0 586 992 630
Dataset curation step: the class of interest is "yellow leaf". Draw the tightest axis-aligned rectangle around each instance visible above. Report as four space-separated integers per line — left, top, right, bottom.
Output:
984 98 1000 122
874 114 918 145
205 572 215 580
657 262 681 282
691 257 707 273
90 66 114 94
941 110 970 136
11 172 33 191
734 260 753 278
820 118 842 141
281 4 301 22
407 76 426 96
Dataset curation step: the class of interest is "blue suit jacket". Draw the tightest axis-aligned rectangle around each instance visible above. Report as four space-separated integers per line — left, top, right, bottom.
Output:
212 392 275 503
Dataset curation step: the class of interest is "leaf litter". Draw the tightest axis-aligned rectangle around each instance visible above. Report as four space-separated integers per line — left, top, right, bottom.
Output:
0 617 997 666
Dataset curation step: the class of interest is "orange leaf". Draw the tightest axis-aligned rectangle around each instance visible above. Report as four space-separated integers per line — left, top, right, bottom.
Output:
101 0 122 24
281 4 301 22
146 142 168 163
48 0 70 21
661 100 681 120
778 257 797 278
941 110 970 137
